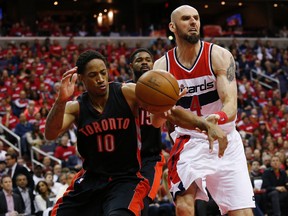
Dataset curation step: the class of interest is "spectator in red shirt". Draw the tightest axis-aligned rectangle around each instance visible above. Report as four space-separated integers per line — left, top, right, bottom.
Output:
34 57 45 75
4 43 18 57
23 26 34 36
269 119 282 139
66 37 78 53
0 69 12 87
49 39 63 59
0 96 12 116
37 16 52 36
237 115 258 138
279 111 288 128
9 22 23 36
63 26 75 37
37 82 52 106
273 99 283 116
48 57 62 75
23 100 40 124
51 23 62 37
54 134 76 167
257 90 268 108
258 121 270 140
9 78 23 101
1 106 19 130
37 45 50 61
34 112 46 134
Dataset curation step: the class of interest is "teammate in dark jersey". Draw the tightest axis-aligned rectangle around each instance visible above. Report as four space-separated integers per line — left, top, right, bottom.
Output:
129 48 165 215
45 50 150 216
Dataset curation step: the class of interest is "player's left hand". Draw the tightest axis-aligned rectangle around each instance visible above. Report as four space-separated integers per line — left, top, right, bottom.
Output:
206 122 228 158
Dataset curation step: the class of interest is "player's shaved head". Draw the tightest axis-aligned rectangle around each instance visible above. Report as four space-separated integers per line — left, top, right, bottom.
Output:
170 5 198 22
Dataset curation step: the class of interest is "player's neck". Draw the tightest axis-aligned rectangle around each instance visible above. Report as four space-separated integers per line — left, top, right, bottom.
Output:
89 94 108 113
176 41 200 67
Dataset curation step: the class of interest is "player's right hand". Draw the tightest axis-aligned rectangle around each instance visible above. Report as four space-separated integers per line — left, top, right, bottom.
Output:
58 67 78 102
205 114 220 125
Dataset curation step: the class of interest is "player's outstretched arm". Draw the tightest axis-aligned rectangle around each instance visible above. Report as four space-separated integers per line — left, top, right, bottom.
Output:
45 68 78 140
164 106 228 157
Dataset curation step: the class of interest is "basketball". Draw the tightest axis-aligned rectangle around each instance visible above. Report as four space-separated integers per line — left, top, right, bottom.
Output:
135 69 179 114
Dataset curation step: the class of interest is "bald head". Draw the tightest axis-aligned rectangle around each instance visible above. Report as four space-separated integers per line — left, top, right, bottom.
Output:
170 5 198 22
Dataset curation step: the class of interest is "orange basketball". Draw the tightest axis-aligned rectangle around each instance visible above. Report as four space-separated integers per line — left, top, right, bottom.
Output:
135 69 179 114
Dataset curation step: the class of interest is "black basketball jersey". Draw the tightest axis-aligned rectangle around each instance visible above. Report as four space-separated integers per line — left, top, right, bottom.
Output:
138 108 162 157
126 79 162 157
76 82 141 176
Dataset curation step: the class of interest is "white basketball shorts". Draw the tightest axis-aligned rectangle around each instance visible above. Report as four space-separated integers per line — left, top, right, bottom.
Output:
168 129 255 215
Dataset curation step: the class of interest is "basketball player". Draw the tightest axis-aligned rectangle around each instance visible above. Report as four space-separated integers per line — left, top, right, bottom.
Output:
152 5 255 216
45 50 227 216
129 48 165 215
45 50 150 216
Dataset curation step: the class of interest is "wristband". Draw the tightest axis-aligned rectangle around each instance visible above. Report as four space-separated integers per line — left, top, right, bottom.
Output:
214 111 228 125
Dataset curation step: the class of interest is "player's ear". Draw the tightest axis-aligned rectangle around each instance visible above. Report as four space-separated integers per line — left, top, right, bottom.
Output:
129 63 133 71
169 22 175 32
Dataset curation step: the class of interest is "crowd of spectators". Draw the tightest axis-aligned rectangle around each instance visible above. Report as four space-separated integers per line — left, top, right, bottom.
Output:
1 17 288 38
0 33 287 215
0 17 149 37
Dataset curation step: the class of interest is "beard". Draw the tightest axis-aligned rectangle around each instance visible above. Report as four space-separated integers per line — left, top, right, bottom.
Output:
134 67 150 82
134 70 143 82
176 25 200 44
185 34 200 44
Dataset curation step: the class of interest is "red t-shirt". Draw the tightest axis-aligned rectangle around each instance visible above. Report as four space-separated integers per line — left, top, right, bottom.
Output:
54 145 76 161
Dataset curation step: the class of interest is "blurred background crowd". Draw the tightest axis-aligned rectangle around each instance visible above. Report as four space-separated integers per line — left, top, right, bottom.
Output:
0 34 287 216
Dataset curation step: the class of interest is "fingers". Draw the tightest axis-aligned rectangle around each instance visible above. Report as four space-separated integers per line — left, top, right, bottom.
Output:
208 137 214 154
218 146 224 158
62 67 78 82
70 72 78 84
164 109 172 117
218 136 228 158
205 114 220 124
194 127 203 133
179 88 187 98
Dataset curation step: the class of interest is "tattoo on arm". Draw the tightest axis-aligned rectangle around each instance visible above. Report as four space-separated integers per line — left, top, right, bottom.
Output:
226 56 235 82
